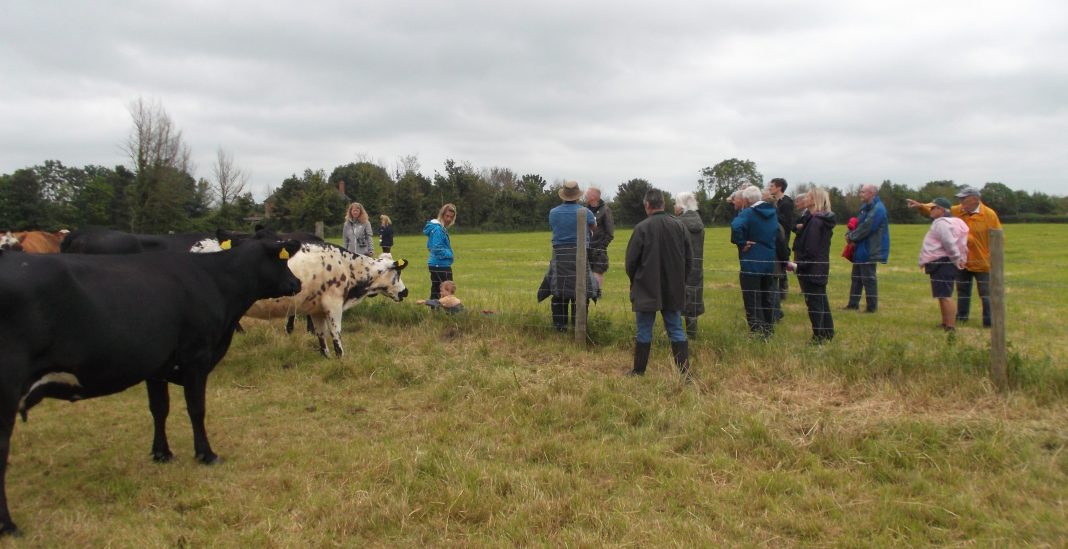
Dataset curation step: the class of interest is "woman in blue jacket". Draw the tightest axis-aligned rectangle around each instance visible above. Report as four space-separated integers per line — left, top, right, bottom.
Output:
423 203 457 300
730 186 779 337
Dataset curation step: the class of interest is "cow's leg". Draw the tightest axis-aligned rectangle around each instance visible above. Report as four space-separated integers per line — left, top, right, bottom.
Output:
146 379 173 462
324 307 345 359
309 314 330 358
0 407 20 536
285 315 295 335
305 315 314 334
181 369 218 464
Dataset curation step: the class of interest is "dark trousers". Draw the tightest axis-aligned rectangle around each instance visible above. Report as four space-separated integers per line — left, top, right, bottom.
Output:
740 273 775 336
847 262 878 311
429 266 452 300
957 269 991 326
551 297 588 329
551 297 574 329
799 277 834 341
778 272 789 301
770 273 785 321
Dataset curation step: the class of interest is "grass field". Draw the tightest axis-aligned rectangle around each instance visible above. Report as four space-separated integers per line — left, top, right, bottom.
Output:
5 224 1068 546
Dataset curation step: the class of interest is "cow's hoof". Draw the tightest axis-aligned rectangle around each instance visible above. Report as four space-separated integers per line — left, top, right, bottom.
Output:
0 522 22 537
195 453 221 465
152 451 174 463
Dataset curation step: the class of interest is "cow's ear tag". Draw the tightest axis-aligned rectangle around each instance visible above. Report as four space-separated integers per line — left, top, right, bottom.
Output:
220 239 232 250
279 248 290 260
397 258 408 269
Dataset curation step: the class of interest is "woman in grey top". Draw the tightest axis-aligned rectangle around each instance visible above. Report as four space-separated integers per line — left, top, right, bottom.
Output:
342 202 374 256
674 191 705 339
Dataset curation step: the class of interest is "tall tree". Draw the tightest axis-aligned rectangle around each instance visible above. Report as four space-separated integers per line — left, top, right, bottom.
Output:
611 178 655 226
0 169 47 230
981 182 1018 216
698 158 763 224
124 98 194 232
330 161 395 219
211 148 248 209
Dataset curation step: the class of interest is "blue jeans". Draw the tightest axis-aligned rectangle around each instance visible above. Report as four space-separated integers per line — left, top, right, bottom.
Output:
635 310 686 344
957 270 991 326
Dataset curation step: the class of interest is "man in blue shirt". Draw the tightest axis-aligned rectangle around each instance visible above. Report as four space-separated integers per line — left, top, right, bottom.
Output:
540 181 597 331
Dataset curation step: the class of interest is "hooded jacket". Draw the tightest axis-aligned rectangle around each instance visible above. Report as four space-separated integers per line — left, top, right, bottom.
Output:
423 219 453 267
730 201 779 275
792 211 836 286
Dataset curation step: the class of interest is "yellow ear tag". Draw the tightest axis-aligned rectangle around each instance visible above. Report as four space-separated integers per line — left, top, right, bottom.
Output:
220 239 231 250
279 248 290 260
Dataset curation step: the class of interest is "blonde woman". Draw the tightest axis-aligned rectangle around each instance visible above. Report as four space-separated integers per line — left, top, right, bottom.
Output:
379 214 394 253
343 202 374 256
792 186 836 343
423 203 456 300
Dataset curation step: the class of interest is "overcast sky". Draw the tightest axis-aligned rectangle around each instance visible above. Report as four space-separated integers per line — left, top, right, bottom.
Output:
2 0 1066 200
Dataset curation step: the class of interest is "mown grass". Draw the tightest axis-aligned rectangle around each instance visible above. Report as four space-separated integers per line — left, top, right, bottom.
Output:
5 224 1067 546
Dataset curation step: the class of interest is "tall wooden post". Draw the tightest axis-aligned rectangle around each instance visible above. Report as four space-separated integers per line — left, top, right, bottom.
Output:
989 229 1007 392
315 221 324 240
574 209 588 348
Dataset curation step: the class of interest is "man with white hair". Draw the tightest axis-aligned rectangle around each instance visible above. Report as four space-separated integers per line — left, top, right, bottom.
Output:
730 185 779 337
584 184 614 288
674 191 705 339
844 183 890 313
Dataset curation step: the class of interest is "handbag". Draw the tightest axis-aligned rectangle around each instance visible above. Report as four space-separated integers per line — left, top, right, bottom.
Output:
841 242 855 262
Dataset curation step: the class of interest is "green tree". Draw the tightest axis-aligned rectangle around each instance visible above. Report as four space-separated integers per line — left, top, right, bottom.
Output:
123 98 196 233
392 169 435 233
330 162 395 219
0 169 47 230
611 178 655 226
917 180 959 202
266 169 348 232
981 182 1018 216
698 158 762 224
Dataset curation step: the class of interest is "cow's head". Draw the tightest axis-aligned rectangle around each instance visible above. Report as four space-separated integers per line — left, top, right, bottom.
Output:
351 257 409 303
0 232 22 252
240 236 303 300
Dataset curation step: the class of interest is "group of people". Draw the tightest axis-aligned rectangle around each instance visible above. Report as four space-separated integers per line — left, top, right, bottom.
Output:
342 200 462 313
340 177 1002 378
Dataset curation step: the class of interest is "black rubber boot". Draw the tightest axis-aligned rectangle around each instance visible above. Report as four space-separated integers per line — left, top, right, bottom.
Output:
671 340 692 382
628 342 651 376
685 317 698 339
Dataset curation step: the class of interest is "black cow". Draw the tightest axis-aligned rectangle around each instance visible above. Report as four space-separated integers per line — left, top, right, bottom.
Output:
0 235 302 536
60 228 214 254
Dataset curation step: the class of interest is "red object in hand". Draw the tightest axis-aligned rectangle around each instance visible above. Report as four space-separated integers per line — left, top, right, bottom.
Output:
841 242 856 262
847 217 859 231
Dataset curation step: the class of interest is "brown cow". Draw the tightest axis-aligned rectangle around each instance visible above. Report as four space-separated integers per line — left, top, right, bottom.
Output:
5 231 68 253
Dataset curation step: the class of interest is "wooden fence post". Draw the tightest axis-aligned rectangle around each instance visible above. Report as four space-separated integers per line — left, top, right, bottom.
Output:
989 229 1008 392
574 209 588 348
315 221 324 240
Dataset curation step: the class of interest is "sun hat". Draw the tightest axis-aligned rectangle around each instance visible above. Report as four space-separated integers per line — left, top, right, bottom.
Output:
558 180 583 201
955 186 980 198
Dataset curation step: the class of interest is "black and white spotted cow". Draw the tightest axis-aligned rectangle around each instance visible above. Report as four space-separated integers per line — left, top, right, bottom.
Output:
244 242 409 358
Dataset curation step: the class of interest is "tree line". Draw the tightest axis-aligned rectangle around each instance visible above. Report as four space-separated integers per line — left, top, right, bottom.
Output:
2 101 1065 235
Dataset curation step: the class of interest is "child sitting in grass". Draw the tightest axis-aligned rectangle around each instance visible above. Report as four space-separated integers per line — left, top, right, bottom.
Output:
417 280 464 314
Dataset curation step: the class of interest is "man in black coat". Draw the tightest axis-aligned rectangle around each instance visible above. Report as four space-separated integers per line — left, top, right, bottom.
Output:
625 189 693 378
770 178 794 302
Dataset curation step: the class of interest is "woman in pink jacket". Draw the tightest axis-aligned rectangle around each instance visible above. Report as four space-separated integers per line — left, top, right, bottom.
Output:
918 197 969 333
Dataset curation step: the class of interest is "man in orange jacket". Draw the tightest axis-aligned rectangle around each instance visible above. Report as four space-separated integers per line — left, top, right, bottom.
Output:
907 185 1002 327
